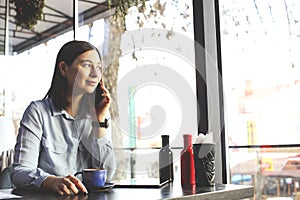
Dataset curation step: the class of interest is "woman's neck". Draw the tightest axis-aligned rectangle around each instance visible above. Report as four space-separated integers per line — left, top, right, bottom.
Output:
65 94 83 118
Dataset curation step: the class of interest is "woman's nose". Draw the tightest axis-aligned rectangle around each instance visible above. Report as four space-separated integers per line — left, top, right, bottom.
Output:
90 66 100 77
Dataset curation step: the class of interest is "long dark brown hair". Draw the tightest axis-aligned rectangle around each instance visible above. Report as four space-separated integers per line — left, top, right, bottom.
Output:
44 40 101 110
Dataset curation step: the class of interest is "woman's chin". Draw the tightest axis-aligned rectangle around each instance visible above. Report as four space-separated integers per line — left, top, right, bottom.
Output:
85 87 97 94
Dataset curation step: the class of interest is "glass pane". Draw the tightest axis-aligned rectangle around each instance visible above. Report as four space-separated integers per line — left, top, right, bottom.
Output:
220 0 300 199
220 0 300 146
115 0 196 179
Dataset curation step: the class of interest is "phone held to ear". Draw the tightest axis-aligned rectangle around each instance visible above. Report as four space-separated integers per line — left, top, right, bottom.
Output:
95 83 104 108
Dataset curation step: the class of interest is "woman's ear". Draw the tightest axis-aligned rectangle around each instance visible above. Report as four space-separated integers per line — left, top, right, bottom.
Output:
59 61 68 77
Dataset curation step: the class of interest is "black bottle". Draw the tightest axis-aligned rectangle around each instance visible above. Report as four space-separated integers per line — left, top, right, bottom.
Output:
159 135 174 183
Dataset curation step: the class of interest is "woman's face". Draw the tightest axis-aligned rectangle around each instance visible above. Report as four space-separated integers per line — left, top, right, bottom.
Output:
65 49 102 95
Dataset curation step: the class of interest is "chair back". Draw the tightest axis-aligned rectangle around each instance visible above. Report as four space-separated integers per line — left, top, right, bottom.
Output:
0 149 15 189
0 165 15 189
1 149 14 172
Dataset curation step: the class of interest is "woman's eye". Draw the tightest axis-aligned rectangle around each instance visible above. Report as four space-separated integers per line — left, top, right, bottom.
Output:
83 63 91 68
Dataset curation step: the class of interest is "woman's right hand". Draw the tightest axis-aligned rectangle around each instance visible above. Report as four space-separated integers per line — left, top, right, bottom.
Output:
42 175 88 195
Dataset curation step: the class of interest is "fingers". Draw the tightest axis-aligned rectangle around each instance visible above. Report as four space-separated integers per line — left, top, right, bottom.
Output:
55 186 65 196
101 92 111 104
56 176 87 196
100 81 109 94
99 81 111 105
68 175 88 194
61 183 72 195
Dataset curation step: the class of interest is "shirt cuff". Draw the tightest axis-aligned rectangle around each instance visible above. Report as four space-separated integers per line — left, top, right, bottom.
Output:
27 168 51 188
93 135 110 145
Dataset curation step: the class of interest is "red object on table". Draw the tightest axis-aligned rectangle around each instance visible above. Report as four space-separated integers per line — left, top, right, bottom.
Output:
180 134 196 185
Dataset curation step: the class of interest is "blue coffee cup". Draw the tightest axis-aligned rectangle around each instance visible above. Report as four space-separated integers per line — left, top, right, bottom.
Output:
75 168 107 189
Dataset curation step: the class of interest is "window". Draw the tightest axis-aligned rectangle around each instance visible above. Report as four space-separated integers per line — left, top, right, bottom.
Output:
219 0 300 198
116 0 197 179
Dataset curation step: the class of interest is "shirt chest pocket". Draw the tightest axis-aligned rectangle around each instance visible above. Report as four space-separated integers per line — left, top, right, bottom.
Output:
42 139 67 155
40 139 68 174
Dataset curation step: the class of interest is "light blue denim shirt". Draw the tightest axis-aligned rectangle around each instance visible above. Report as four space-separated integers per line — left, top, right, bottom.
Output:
12 98 116 188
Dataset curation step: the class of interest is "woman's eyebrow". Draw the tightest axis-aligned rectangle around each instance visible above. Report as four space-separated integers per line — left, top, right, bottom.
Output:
80 60 101 65
80 60 92 63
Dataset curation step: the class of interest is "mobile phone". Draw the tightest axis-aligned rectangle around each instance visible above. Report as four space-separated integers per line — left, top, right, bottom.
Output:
95 82 104 108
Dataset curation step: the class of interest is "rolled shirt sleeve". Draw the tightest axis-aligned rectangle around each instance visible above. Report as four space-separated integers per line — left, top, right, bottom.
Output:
12 101 50 188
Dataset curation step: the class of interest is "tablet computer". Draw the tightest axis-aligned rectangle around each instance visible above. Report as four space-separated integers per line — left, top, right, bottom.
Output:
114 178 169 188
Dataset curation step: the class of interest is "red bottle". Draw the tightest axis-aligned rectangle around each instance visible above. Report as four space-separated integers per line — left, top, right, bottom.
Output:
180 134 195 185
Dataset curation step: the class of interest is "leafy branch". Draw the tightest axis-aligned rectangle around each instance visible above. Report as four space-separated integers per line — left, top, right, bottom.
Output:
10 0 45 30
108 0 147 25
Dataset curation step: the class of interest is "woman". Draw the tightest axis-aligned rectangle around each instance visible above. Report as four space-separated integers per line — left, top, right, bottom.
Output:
12 40 116 195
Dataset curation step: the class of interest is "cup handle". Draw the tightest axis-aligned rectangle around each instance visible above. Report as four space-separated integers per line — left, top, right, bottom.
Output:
74 171 82 177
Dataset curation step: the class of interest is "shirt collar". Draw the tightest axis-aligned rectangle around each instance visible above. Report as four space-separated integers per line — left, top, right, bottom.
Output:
48 98 93 120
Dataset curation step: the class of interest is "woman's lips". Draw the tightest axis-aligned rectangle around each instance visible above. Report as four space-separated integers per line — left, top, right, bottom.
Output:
86 81 98 86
